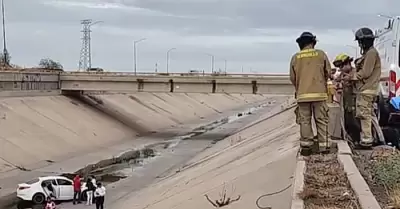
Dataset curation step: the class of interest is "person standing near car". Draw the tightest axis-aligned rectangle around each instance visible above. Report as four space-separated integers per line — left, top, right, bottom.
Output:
73 174 82 204
91 175 97 187
94 182 106 209
86 177 95 205
91 175 97 203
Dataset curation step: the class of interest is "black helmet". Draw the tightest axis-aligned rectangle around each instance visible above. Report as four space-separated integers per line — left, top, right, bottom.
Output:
354 27 375 41
296 32 317 44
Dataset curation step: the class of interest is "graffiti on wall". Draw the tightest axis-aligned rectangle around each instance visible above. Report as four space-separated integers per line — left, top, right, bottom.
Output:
0 72 60 91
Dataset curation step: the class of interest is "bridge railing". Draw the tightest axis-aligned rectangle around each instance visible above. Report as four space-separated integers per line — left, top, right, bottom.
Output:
0 69 289 78
61 71 289 78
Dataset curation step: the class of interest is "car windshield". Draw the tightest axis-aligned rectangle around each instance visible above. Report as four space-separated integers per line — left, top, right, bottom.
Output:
26 178 40 184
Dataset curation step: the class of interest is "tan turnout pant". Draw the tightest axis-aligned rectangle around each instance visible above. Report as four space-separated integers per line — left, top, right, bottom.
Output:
297 101 330 148
355 94 374 142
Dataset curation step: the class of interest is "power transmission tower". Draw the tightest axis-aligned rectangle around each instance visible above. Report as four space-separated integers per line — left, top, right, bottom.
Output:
78 19 93 71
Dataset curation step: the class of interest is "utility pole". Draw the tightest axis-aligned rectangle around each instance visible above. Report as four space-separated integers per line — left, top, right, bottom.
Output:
133 38 146 75
78 19 103 71
1 0 9 67
345 45 358 58
224 59 227 73
205 53 215 73
166 48 176 74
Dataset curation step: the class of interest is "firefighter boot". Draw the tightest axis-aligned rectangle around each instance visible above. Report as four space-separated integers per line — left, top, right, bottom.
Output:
359 138 373 148
317 141 332 154
300 140 314 156
300 146 313 156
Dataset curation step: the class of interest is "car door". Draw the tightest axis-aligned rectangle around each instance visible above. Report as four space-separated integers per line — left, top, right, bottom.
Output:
42 179 59 199
56 178 74 200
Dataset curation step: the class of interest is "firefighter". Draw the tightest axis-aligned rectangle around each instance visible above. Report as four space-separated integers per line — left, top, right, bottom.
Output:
343 27 381 147
333 53 355 112
333 53 361 142
289 32 331 155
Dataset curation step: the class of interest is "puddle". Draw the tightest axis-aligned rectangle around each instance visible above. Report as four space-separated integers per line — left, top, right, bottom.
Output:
227 101 275 123
61 145 162 184
189 101 276 137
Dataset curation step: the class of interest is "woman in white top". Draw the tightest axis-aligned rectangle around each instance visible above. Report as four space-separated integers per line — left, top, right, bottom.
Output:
94 182 106 209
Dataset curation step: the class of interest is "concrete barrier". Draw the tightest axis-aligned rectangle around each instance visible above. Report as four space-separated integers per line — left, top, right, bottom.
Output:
60 74 293 94
0 71 294 95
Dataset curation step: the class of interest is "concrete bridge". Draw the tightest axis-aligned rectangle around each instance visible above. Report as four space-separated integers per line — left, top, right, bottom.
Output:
0 71 294 96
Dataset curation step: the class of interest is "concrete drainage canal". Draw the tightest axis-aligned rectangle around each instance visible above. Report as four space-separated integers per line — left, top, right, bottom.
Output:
11 101 278 209
14 142 169 209
63 145 162 185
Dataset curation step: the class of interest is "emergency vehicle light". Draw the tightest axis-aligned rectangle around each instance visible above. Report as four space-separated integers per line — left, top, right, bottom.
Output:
389 70 396 98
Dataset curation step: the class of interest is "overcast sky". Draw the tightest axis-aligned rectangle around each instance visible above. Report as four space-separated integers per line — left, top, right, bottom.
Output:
3 0 399 73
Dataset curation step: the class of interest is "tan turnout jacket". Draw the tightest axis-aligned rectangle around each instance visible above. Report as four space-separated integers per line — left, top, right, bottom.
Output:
353 47 381 95
290 48 331 102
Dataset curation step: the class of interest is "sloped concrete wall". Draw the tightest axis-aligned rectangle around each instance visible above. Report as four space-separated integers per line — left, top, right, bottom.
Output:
90 93 270 133
0 93 270 174
0 96 136 173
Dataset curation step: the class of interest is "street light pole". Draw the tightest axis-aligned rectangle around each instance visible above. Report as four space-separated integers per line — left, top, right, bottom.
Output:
1 0 8 66
205 53 215 73
224 59 227 73
345 45 358 58
133 38 146 75
378 14 394 19
166 48 176 74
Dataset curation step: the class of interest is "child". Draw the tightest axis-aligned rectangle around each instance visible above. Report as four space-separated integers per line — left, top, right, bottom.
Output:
94 182 106 209
44 196 56 209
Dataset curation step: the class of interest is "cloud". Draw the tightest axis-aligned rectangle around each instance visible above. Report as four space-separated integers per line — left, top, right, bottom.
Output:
2 0 398 73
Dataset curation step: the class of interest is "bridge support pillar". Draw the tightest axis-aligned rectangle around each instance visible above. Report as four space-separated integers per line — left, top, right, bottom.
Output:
252 80 258 94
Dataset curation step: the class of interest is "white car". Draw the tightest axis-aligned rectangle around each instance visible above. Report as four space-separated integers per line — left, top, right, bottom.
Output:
17 176 88 204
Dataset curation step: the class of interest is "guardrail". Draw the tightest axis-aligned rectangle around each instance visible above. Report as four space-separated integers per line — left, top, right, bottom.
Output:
0 69 290 77
0 70 293 94
62 71 289 78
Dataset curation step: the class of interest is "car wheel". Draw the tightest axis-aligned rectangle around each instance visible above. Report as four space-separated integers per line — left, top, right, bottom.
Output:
377 93 390 126
81 190 88 201
32 193 45 205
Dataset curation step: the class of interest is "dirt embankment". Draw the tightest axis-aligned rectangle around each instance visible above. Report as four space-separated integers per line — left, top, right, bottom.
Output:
300 154 360 209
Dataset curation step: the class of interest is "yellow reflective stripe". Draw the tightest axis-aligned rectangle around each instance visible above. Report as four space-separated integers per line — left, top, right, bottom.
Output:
360 89 377 95
318 142 330 147
300 141 314 147
297 93 328 100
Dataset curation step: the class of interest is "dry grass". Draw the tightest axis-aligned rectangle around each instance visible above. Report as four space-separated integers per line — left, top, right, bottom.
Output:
307 204 356 209
353 146 400 208
300 154 360 209
389 186 400 209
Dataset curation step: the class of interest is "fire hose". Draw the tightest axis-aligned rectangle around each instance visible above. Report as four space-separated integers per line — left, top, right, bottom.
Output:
255 183 292 209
